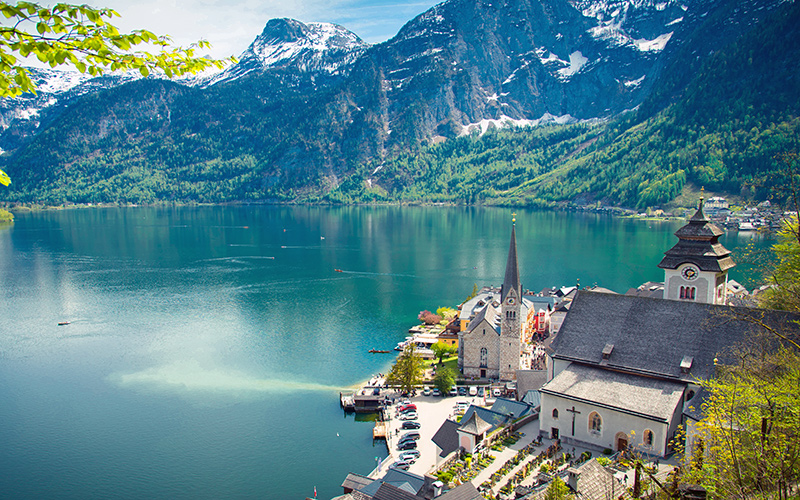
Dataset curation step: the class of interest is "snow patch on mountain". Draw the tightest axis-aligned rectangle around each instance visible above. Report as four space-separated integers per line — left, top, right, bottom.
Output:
624 75 646 88
666 16 684 26
36 71 93 93
460 112 576 136
557 52 589 79
633 32 673 51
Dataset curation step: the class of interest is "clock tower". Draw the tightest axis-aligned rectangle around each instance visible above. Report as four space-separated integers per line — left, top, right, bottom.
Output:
500 215 523 380
658 195 735 304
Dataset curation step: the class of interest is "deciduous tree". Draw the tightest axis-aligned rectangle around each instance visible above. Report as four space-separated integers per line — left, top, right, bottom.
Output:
433 366 455 395
0 1 233 186
430 341 457 365
684 340 800 499
386 344 424 394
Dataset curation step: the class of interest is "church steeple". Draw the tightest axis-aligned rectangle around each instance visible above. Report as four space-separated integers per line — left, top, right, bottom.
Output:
502 216 521 303
499 216 523 380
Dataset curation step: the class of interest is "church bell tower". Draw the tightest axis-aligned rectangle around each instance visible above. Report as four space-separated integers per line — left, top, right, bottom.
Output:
500 214 523 380
658 194 735 304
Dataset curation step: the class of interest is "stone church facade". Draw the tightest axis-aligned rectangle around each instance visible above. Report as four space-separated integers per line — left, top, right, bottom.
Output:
458 224 525 381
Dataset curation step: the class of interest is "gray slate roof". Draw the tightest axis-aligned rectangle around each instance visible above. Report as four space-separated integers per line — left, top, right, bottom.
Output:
525 459 630 500
359 470 426 498
466 302 501 335
432 419 461 458
373 482 424 500
489 397 535 420
460 406 509 430
458 411 493 435
342 473 372 492
502 225 521 302
541 363 686 422
438 482 483 500
551 291 800 382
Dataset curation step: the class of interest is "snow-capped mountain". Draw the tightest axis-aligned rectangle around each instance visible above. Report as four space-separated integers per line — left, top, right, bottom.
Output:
203 18 369 87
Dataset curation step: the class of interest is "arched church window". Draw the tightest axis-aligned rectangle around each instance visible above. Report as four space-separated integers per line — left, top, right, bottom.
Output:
643 429 654 446
480 348 488 368
589 412 602 433
552 408 559 419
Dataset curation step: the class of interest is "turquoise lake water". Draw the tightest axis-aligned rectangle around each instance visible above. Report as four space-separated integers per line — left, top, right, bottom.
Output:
0 206 770 499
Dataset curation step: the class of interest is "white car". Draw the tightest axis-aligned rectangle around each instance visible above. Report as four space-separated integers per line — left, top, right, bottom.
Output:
399 450 420 463
422 387 432 396
400 411 418 420
492 387 502 397
469 386 478 396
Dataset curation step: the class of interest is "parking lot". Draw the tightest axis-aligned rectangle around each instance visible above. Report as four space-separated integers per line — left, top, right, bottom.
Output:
384 388 492 476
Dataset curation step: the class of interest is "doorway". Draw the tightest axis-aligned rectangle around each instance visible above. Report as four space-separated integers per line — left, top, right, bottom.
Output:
551 428 559 440
615 432 629 452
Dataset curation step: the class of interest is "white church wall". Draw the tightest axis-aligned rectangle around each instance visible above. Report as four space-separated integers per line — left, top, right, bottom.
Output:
540 393 671 457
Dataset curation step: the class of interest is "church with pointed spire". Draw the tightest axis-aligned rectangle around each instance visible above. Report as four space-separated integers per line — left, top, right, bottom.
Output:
458 217 526 381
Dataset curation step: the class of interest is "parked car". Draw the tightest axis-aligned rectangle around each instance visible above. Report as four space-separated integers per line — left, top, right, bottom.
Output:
477 387 485 397
422 387 432 396
389 460 411 470
492 387 502 397
397 440 418 450
432 388 441 397
399 450 420 462
458 386 467 396
398 404 417 412
469 386 478 396
400 431 421 441
399 411 418 420
398 438 417 448
449 387 458 397
402 421 421 430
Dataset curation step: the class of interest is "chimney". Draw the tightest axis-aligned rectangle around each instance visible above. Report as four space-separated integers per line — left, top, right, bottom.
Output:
432 481 444 497
566 467 581 491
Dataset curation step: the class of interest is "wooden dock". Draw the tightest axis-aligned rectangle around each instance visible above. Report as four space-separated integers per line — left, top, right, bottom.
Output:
373 421 387 440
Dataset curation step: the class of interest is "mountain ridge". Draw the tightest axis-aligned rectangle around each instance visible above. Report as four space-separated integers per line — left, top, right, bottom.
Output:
0 0 794 207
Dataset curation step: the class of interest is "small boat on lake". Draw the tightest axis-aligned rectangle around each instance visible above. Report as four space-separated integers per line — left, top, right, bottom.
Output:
368 349 391 353
57 321 70 326
334 269 344 273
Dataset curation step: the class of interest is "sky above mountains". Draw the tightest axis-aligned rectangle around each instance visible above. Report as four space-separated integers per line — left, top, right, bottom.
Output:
99 0 441 60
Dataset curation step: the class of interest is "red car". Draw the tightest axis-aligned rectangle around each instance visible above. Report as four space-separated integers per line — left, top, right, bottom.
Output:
398 404 417 412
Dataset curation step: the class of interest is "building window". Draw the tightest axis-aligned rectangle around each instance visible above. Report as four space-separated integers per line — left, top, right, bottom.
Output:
589 412 602 434
552 408 559 419
680 286 696 300
643 429 654 446
480 348 488 368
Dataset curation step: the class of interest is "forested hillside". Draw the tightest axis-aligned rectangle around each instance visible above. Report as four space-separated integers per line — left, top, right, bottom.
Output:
327 0 800 209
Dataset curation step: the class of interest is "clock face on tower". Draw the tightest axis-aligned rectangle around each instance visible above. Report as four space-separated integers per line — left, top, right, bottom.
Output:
681 265 699 281
507 297 515 305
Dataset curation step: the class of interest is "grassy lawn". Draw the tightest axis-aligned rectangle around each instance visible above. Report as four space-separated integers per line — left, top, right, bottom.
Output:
425 355 459 381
